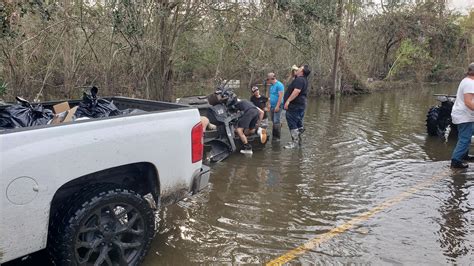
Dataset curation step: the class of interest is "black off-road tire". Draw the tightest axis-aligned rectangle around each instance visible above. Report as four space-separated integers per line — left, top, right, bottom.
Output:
48 184 155 266
426 106 440 136
426 106 457 138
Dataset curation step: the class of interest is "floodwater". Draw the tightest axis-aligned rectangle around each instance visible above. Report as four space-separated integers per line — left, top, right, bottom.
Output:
6 83 473 265
143 83 473 265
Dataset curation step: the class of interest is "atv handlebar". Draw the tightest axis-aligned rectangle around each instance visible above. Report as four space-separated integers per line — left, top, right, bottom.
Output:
434 94 456 103
433 94 456 97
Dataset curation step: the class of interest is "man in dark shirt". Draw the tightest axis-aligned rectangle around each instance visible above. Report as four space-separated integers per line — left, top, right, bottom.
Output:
234 99 264 154
283 64 311 149
250 86 269 122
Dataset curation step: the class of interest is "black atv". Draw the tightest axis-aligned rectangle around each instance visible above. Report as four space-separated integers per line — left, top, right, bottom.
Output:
177 88 267 162
426 94 457 141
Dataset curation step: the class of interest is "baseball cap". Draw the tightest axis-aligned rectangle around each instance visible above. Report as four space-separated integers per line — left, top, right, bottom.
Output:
251 86 259 92
291 65 299 71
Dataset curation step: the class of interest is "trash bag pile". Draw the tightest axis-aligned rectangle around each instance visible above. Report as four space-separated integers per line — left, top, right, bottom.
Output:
0 87 145 130
75 86 122 118
75 86 145 118
0 97 54 129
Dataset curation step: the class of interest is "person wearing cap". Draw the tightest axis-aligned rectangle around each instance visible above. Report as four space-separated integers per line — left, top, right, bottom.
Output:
267 73 285 140
283 64 311 149
250 86 269 125
285 65 299 86
450 62 474 168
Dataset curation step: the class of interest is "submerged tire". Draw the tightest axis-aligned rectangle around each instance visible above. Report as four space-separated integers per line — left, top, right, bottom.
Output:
426 106 440 136
49 185 155 266
426 105 457 139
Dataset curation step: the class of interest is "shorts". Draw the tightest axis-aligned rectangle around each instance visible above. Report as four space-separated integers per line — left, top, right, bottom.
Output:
238 108 259 129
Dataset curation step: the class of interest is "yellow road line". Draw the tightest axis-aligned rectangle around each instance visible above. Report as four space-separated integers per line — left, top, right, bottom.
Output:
266 169 450 266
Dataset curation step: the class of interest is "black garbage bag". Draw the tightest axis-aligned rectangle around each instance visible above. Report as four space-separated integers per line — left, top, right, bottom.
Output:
75 86 122 118
0 97 54 129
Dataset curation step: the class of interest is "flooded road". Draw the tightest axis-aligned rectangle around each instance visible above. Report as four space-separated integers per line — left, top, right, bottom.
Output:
6 84 473 265
144 84 473 265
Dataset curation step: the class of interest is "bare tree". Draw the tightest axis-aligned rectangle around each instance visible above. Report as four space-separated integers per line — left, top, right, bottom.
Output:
331 0 344 100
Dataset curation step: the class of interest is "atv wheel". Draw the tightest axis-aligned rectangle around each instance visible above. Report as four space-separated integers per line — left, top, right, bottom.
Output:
49 185 155 266
426 106 457 139
426 106 440 136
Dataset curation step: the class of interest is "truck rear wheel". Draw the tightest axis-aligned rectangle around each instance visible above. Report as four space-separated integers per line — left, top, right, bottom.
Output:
49 185 155 266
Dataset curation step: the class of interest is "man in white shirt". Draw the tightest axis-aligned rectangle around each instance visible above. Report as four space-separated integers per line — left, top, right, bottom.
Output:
450 63 474 168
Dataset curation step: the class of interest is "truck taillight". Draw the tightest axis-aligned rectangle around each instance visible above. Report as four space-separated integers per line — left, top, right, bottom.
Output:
191 122 203 163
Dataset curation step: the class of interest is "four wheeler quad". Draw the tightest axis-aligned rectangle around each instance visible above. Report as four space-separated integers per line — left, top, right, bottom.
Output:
426 94 457 141
177 87 267 162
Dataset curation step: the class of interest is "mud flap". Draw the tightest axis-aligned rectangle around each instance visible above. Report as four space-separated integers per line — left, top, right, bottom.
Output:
192 165 211 194
207 140 232 162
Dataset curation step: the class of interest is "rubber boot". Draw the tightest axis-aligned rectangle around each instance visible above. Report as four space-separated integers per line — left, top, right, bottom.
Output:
284 129 299 149
272 123 281 140
298 127 304 145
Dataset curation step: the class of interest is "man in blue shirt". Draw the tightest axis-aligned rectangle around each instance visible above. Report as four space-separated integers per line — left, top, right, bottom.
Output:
267 73 285 140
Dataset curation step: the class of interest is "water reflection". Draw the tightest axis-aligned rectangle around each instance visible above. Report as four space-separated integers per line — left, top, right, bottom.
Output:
423 136 456 161
438 172 473 262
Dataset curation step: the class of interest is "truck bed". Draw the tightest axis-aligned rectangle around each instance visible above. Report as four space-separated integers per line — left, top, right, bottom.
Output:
0 97 191 134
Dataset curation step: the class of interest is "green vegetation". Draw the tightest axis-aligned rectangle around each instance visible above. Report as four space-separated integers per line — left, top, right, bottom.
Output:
0 1 472 101
386 39 432 81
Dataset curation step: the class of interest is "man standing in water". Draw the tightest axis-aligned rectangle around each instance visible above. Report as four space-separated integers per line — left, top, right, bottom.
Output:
451 63 474 168
283 65 311 149
267 73 285 140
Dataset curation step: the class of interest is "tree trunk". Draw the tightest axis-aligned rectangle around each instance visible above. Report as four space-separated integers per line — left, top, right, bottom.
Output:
63 1 76 98
248 3 276 89
151 2 175 102
214 40 226 81
437 0 445 18
331 0 344 100
346 0 355 42
161 60 174 102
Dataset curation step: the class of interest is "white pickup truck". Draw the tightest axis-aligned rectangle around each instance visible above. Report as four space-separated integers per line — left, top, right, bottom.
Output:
0 97 210 265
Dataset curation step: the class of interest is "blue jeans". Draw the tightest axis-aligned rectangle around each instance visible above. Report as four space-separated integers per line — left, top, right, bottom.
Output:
286 108 305 130
270 106 282 124
451 122 474 163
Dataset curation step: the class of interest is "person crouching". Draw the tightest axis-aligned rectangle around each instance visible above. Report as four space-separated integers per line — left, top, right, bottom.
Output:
234 99 264 154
